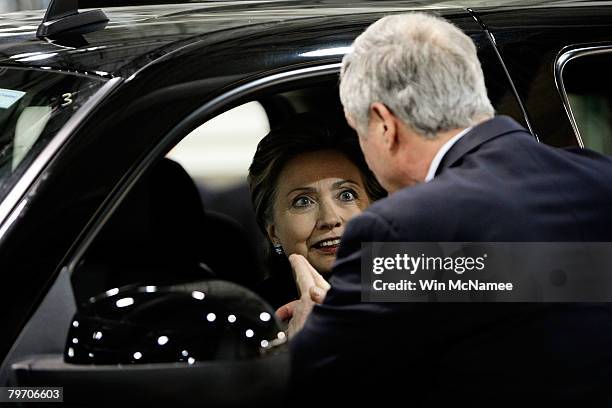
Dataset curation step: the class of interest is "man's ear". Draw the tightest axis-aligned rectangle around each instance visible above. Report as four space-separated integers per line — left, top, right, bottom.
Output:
370 103 399 151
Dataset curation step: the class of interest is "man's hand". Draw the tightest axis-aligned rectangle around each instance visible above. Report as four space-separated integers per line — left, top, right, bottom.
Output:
275 254 330 339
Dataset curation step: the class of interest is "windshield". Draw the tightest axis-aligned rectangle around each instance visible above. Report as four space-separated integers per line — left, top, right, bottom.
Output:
0 68 106 202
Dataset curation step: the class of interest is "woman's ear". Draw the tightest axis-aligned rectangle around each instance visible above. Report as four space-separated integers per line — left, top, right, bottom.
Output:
266 223 279 245
266 223 285 255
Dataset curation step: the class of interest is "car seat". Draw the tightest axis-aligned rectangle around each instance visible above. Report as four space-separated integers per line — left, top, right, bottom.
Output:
72 158 261 303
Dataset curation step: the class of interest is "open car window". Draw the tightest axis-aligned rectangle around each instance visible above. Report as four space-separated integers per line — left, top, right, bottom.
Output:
71 100 274 302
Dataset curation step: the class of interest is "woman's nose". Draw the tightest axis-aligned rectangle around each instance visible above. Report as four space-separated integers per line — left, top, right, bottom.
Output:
316 201 342 230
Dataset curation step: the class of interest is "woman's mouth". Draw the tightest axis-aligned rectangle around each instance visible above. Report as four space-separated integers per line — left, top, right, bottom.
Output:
312 237 341 254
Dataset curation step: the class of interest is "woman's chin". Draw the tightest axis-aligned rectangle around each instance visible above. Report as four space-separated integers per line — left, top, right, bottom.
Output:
308 256 335 276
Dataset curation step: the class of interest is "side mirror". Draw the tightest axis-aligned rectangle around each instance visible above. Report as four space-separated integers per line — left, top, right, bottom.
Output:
13 280 289 406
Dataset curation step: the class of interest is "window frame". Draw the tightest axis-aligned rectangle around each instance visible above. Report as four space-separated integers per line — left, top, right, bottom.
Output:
554 43 612 149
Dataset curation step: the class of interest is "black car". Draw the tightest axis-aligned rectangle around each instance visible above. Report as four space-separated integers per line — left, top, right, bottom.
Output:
0 0 611 405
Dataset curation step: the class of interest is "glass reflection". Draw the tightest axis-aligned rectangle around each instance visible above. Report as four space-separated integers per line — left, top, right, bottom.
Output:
299 46 352 57
115 297 134 308
105 288 119 297
15 53 58 62
192 290 205 300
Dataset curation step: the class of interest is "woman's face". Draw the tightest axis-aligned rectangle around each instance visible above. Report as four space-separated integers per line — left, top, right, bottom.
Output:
267 149 371 274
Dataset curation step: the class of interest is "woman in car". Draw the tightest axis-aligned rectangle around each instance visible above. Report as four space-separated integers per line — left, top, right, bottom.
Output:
248 113 386 309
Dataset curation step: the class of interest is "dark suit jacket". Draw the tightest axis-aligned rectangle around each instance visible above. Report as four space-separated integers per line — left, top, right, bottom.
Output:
290 116 612 407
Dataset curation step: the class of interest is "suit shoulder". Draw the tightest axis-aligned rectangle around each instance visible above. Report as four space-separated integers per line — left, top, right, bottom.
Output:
368 182 455 222
364 179 483 242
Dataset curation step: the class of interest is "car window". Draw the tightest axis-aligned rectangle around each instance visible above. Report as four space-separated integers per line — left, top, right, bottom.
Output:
562 51 612 154
0 68 106 201
167 101 270 189
71 80 347 301
71 100 273 303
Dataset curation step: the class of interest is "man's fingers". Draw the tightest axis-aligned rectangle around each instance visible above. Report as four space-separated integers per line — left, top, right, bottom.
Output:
275 300 298 321
289 254 317 297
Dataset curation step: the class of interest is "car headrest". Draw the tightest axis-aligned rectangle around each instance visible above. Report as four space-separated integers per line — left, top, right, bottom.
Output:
75 158 261 303
199 210 260 288
76 159 212 299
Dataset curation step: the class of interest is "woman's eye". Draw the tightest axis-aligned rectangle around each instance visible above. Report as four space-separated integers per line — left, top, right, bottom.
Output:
339 189 357 201
292 196 313 208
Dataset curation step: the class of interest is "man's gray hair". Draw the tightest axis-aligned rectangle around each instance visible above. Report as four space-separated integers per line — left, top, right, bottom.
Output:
340 12 495 138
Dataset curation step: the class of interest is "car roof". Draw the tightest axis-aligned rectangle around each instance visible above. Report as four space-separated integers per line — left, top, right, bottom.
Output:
0 0 595 79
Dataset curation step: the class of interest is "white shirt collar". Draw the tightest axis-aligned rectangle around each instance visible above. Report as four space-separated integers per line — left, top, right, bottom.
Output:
424 127 473 182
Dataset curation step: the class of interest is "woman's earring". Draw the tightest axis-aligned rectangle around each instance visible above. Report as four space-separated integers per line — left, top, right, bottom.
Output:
273 242 284 255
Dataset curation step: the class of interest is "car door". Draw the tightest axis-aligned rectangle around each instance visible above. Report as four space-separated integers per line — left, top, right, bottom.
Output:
471 3 612 150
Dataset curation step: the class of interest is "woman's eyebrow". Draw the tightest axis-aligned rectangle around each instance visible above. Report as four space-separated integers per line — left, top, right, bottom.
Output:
332 179 359 189
286 187 317 196
286 180 359 196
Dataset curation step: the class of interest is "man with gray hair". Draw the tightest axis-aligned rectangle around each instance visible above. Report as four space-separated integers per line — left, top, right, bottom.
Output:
284 12 612 406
